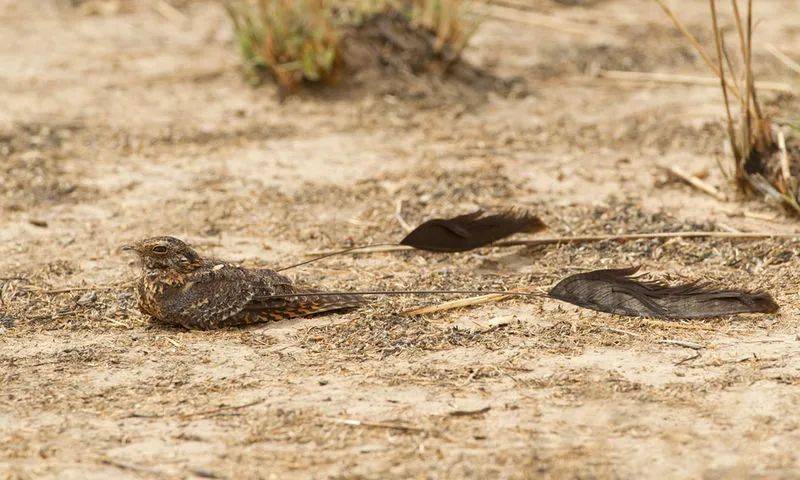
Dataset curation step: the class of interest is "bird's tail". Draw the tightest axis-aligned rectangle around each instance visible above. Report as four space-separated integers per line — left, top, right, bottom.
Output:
236 292 368 324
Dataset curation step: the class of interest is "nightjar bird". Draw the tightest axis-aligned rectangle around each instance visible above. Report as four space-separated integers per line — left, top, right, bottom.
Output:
122 236 366 329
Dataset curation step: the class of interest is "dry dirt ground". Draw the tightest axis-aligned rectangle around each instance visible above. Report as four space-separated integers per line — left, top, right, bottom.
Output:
3 1 800 479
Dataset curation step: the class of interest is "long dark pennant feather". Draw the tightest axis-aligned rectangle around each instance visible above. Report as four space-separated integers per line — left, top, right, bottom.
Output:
264 267 778 320
548 266 779 319
276 208 546 271
399 208 546 252
255 290 547 300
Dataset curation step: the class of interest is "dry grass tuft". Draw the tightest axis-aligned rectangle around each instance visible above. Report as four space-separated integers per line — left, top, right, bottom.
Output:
656 0 800 214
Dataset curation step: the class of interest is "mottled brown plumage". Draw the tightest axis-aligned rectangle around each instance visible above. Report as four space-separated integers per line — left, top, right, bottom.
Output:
122 236 365 329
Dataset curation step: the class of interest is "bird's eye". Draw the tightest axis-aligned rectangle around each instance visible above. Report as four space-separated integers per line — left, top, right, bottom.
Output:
152 245 168 254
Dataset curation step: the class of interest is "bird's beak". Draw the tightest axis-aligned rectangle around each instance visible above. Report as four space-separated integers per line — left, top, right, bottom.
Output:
119 243 137 254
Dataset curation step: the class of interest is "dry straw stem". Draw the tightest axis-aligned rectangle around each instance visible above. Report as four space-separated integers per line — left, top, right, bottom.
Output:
658 339 705 350
40 280 133 294
639 319 714 331
664 165 727 201
765 44 800 76
124 399 266 420
473 3 605 38
402 293 513 315
305 230 800 256
709 0 742 177
653 0 742 99
151 0 187 24
395 199 414 233
324 417 429 433
778 129 791 189
597 70 794 94
716 205 780 222
99 458 164 476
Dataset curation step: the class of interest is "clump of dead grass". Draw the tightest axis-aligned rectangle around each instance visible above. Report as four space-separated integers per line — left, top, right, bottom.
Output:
656 0 800 214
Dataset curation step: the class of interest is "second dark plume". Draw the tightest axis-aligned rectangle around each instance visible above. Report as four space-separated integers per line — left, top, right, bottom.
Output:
548 266 779 319
399 208 546 252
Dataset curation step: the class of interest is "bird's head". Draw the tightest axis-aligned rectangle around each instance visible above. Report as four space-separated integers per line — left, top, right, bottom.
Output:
121 236 202 272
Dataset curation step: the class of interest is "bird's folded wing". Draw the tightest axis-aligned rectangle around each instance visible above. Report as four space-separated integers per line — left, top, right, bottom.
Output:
165 264 256 329
248 268 296 296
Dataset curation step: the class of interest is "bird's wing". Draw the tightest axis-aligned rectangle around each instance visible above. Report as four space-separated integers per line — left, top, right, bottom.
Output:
159 264 256 329
229 268 365 325
248 268 296 296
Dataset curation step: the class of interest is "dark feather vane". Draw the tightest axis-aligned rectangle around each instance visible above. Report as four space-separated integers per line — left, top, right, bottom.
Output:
548 266 779 319
399 208 547 252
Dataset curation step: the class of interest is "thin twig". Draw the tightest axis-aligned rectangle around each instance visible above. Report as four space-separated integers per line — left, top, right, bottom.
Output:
448 406 491 417
738 0 753 156
402 293 513 316
162 336 185 349
277 243 398 271
395 199 413 233
711 0 743 172
715 221 741 233
765 43 800 75
717 206 780 222
658 339 704 350
179 399 265 419
474 4 604 37
151 0 187 24
305 230 800 256
601 326 641 337
482 231 800 244
778 129 791 190
675 351 702 365
640 319 714 331
665 165 727 201
597 69 793 93
99 457 164 476
324 417 428 433
745 0 765 134
774 128 800 213
721 34 742 104
653 0 742 98
124 399 265 420
41 285 126 294
106 318 133 329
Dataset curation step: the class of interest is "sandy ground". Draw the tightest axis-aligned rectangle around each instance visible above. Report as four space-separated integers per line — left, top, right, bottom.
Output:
2 0 800 478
